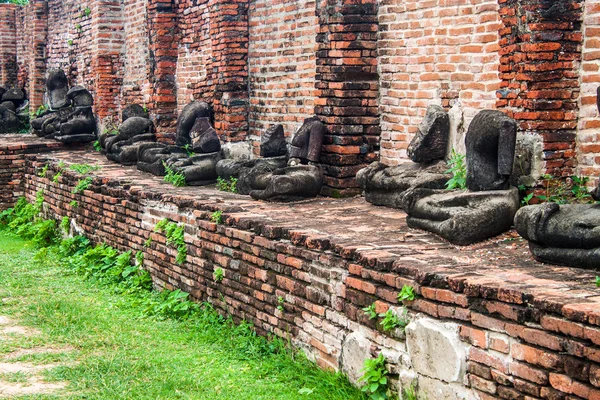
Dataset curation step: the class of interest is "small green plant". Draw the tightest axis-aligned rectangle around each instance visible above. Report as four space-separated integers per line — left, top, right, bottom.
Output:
154 219 187 265
182 144 195 157
210 210 224 224
75 23 82 32
362 303 378 320
93 140 102 152
38 164 49 178
60 216 70 234
398 285 416 302
213 267 224 282
216 176 238 193
67 39 74 46
596 276 599 287
277 296 285 311
70 163 100 174
73 177 93 194
52 171 62 183
402 384 418 400
144 236 152 248
531 175 597 205
379 308 409 332
83 6 91 17
163 161 186 187
35 104 47 117
143 104 148 113
358 354 388 400
135 250 144 266
70 200 79 208
519 184 535 206
445 149 467 190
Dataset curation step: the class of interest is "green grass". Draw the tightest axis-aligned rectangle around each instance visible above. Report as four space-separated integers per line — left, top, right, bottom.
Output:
0 231 364 399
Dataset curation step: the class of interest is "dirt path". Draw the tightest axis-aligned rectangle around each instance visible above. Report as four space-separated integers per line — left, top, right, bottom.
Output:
0 315 71 398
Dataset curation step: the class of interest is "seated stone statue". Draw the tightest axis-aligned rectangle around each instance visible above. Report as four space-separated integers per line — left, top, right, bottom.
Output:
358 105 451 208
515 202 600 269
216 124 288 195
136 101 221 185
402 110 520 245
31 69 97 143
102 104 156 164
0 87 28 133
248 117 325 201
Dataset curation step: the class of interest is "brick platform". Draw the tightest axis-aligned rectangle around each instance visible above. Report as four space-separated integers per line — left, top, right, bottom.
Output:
1 139 599 399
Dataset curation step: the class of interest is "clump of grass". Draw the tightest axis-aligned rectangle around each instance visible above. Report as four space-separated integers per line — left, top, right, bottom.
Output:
154 219 187 265
163 161 186 187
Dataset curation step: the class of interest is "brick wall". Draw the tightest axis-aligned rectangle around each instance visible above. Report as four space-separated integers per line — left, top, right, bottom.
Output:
1 145 598 399
120 0 150 114
377 0 502 164
0 4 18 89
247 0 318 155
578 0 600 178
497 0 584 178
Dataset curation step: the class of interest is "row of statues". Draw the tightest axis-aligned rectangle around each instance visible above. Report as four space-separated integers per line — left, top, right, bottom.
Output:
101 99 326 201
27 69 599 270
0 87 28 133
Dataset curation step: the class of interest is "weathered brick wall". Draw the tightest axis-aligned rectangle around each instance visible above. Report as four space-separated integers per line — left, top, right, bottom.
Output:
5 147 598 400
175 0 212 112
377 0 502 164
14 0 48 113
0 4 18 88
120 0 150 115
578 0 600 178
497 0 584 178
247 0 318 155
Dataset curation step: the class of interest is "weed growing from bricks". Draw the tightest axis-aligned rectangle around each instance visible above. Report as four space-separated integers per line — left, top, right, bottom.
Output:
362 303 377 320
378 308 409 332
210 210 223 224
445 149 466 190
70 200 78 208
162 162 186 187
277 296 285 312
596 276 599 287
216 177 238 193
358 354 388 400
38 164 48 178
69 163 100 175
154 219 187 265
213 267 224 282
397 285 417 302
73 177 93 194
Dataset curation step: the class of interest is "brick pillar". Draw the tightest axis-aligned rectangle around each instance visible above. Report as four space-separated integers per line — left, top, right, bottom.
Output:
314 0 380 197
90 0 124 121
0 4 18 88
26 0 48 114
496 0 583 177
147 0 178 137
209 0 249 142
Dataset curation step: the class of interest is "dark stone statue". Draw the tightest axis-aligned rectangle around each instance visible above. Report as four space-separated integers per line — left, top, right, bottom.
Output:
358 105 451 208
216 123 288 195
289 116 325 164
0 86 28 133
407 105 450 163
31 69 97 143
247 118 325 201
134 101 221 186
101 108 156 165
402 110 520 245
513 89 600 269
515 203 600 269
466 110 517 191
261 124 287 157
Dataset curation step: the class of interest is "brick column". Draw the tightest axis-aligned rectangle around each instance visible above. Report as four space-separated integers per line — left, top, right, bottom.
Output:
26 0 48 113
90 0 124 121
209 0 249 142
148 0 178 136
315 0 380 197
0 4 18 88
496 0 583 177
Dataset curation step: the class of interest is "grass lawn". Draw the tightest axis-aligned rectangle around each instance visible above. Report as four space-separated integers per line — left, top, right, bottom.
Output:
0 231 364 399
